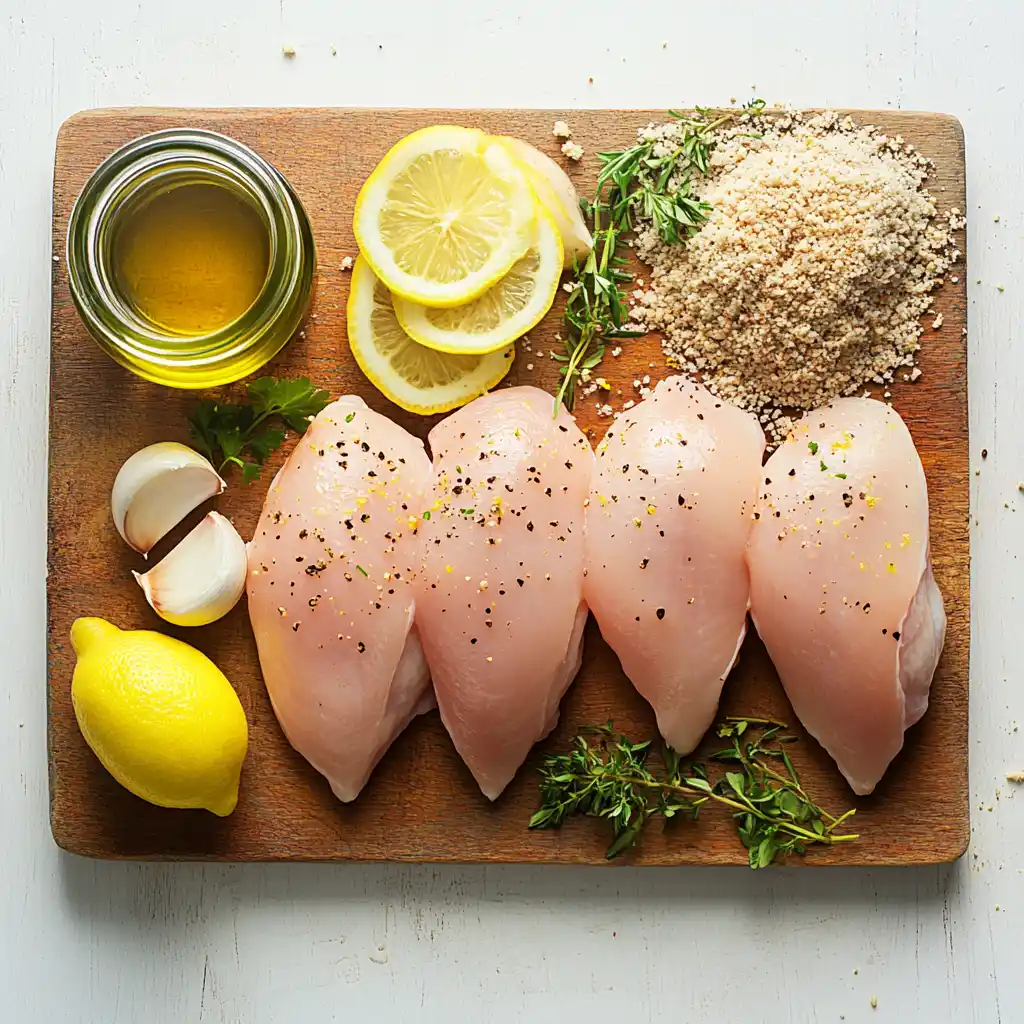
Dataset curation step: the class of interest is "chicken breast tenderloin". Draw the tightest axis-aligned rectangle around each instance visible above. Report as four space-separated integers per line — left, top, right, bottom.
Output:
415 386 594 800
247 397 435 802
584 377 765 753
746 398 946 795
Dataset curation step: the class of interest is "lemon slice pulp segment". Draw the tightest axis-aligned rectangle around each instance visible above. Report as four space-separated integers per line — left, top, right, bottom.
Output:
354 126 536 307
392 207 563 355
346 256 513 415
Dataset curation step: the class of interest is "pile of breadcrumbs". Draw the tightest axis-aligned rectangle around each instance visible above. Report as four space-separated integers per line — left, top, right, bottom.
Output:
632 110 965 439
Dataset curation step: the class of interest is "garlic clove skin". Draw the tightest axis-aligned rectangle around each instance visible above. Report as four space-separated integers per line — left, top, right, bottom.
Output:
133 512 247 627
112 442 226 556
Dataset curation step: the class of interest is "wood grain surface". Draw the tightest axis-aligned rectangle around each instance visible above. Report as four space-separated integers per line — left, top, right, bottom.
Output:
48 107 969 865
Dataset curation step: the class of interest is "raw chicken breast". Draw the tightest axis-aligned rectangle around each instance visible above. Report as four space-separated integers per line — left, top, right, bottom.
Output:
247 397 435 802
584 377 765 753
416 386 593 799
746 398 946 795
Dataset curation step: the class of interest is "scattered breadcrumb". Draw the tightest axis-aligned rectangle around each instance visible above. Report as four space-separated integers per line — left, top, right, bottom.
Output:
561 140 584 162
870 996 878 1010
339 256 354 271
910 367 923 382
552 120 573 139
634 109 963 441
611 346 622 357
932 313 944 329
282 45 296 57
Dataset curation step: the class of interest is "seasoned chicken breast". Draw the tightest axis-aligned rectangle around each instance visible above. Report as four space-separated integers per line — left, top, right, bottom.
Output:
247 397 434 802
746 398 946 794
584 377 765 753
415 386 593 799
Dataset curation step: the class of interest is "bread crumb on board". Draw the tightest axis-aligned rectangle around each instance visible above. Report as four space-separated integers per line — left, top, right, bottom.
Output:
552 120 573 139
632 109 964 441
561 140 584 162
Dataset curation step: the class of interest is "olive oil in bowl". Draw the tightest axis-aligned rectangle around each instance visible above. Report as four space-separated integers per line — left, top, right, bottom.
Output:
67 129 315 389
112 182 270 337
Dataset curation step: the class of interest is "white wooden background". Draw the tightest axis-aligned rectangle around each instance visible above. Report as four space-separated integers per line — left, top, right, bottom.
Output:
1 1 1020 1020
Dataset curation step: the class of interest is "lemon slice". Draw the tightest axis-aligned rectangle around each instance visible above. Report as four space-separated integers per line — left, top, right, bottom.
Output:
497 135 594 268
354 126 535 307
391 207 563 355
347 256 513 415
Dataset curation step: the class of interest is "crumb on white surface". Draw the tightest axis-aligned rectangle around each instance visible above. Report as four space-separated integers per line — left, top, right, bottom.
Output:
282 45 296 57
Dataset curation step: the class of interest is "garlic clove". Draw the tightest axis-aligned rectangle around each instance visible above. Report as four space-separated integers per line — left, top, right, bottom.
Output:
111 442 226 555
133 512 247 627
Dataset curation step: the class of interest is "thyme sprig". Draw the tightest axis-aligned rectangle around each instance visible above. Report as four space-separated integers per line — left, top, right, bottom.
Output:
554 100 766 412
529 716 858 867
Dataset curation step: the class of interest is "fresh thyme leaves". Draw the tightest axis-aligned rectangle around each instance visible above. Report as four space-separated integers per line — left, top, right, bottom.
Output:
555 100 766 412
188 377 331 483
529 717 858 867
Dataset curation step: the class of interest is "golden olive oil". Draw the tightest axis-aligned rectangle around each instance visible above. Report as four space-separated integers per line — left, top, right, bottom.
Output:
113 183 270 336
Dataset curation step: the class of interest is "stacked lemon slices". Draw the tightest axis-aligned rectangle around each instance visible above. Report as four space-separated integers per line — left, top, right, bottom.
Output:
349 126 592 414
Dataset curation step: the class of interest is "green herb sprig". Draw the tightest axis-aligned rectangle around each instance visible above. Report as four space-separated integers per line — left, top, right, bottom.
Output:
529 716 857 867
555 100 766 412
188 377 331 483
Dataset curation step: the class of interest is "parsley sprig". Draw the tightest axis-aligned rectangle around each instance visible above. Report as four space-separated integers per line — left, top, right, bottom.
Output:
188 377 331 483
555 100 766 411
529 717 857 867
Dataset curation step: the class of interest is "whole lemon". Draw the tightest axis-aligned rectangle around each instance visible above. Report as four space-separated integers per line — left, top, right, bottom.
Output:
70 617 248 816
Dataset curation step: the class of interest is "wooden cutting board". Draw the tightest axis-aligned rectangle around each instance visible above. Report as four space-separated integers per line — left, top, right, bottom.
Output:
48 108 969 865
